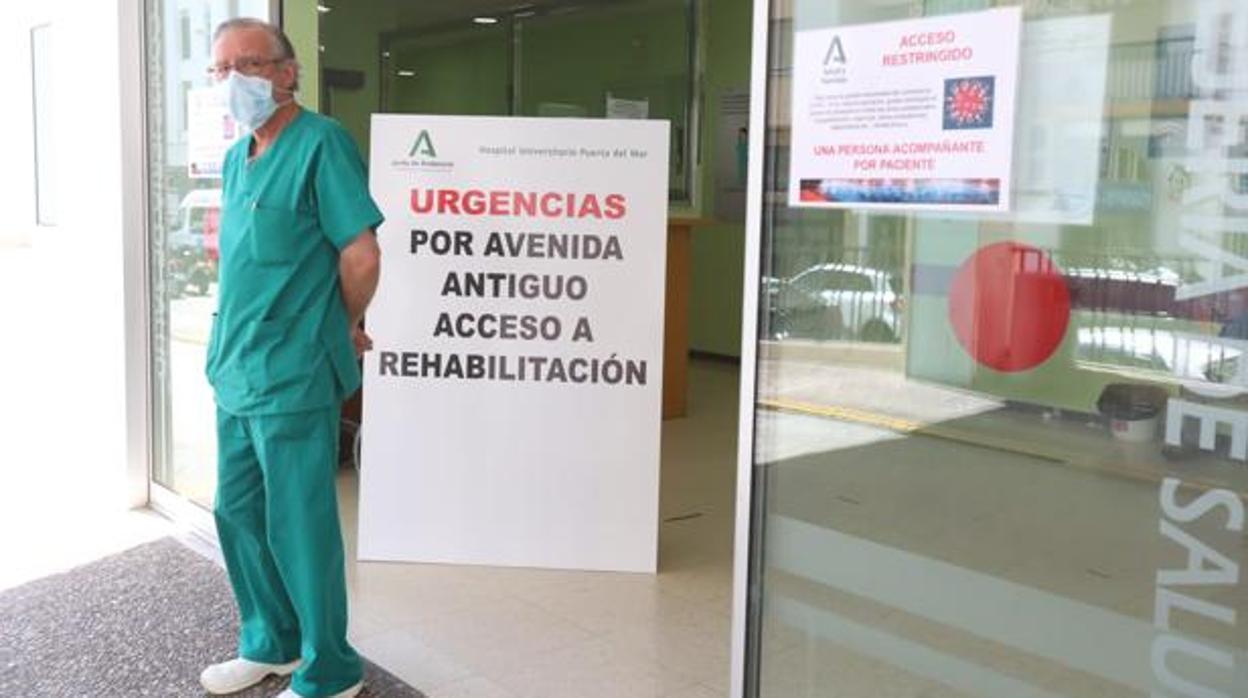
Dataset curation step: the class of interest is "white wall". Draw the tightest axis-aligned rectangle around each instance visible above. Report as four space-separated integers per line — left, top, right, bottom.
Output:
0 1 147 515
0 8 39 248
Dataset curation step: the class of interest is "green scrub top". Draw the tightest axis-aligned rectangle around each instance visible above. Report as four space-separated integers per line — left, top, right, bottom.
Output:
206 108 384 416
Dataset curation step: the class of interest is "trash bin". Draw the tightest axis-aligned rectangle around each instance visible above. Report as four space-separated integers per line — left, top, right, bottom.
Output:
1097 383 1167 443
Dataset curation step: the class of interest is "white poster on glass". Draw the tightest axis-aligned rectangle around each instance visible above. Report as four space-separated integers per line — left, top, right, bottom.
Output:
187 87 239 179
789 7 1022 212
360 114 669 573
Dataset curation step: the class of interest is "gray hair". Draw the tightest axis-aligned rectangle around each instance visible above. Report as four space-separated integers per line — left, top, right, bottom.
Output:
213 17 300 91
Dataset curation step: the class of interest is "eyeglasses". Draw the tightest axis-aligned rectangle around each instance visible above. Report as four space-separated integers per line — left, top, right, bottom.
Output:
206 56 286 79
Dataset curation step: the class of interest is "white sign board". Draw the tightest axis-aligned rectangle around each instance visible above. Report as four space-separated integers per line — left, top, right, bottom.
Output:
789 7 1022 212
187 87 239 179
360 115 669 573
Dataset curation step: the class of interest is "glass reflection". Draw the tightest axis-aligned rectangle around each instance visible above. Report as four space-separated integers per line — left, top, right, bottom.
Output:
750 1 1248 696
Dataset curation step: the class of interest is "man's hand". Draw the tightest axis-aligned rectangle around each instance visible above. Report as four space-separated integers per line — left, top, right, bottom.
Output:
352 326 374 357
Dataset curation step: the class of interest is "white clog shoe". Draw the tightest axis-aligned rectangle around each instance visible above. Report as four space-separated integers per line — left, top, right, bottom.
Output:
199 657 301 694
276 680 363 698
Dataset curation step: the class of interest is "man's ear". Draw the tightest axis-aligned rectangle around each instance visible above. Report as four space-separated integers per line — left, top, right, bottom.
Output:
279 61 299 93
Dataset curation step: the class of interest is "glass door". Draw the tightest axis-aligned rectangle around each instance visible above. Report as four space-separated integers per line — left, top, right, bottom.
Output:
368 0 697 205
145 0 273 510
743 0 1248 696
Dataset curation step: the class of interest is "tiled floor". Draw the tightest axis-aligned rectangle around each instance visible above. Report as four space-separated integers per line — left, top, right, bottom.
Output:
337 359 741 698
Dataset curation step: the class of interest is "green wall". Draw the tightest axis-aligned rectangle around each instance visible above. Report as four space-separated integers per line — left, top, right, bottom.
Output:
284 0 320 112
316 1 394 153
518 6 690 119
389 28 509 117
515 3 696 200
690 0 752 357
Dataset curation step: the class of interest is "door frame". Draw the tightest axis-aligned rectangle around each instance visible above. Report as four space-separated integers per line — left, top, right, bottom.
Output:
121 0 152 512
729 0 772 696
131 0 284 534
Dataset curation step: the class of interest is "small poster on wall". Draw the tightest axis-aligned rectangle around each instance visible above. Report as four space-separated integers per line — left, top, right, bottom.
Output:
186 86 239 179
715 88 750 221
606 95 650 120
788 7 1022 212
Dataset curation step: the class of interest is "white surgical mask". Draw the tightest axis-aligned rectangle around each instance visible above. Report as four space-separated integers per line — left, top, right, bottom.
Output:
221 71 288 131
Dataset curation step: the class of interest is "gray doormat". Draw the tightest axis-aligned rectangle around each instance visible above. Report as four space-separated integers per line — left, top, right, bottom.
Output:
0 537 425 697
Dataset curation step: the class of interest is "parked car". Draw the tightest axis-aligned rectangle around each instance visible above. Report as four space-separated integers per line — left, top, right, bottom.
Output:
779 263 903 342
167 189 221 298
1076 324 1246 397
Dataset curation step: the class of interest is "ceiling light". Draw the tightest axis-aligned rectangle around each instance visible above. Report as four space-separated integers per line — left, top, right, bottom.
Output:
382 51 391 59
316 4 331 13
396 70 416 78
473 16 499 25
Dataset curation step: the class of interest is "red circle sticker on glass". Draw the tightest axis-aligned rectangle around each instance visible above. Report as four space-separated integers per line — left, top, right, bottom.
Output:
947 241 1071 373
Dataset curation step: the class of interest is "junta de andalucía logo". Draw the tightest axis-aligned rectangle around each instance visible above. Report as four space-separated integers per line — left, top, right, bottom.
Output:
409 129 437 158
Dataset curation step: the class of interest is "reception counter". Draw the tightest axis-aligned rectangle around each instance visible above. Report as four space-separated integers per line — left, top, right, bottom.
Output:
663 216 715 419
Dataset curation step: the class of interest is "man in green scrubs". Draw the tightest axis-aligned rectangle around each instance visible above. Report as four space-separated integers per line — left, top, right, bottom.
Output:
198 18 381 698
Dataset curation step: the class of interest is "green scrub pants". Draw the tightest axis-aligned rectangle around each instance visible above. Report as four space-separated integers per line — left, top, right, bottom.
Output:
213 406 363 698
